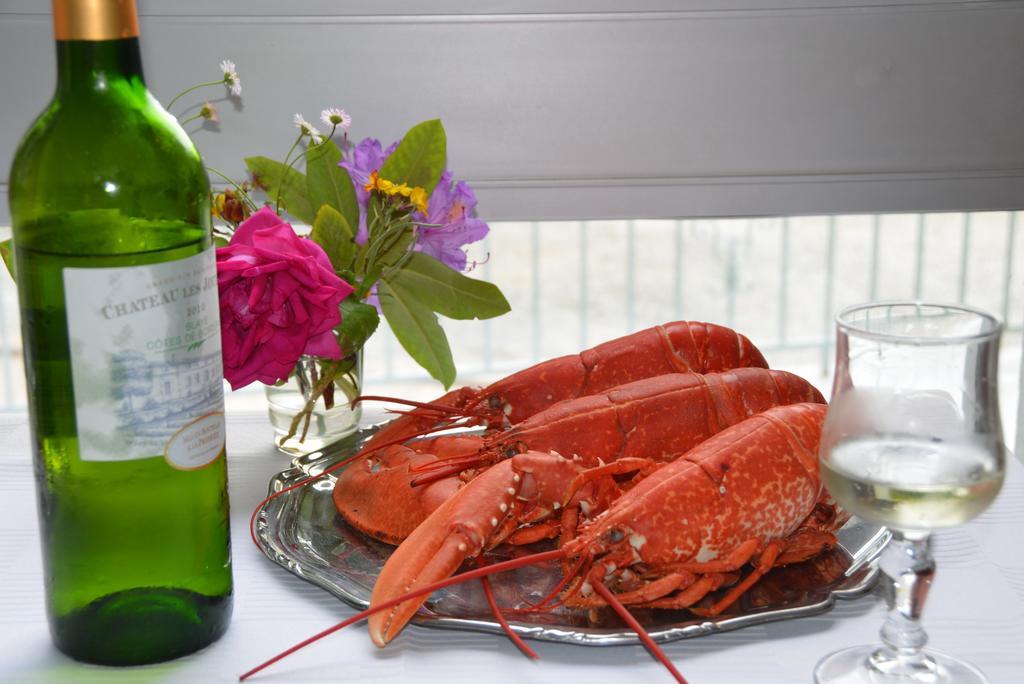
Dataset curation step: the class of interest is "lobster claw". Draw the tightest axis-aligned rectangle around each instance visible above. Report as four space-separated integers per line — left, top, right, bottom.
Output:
367 452 588 646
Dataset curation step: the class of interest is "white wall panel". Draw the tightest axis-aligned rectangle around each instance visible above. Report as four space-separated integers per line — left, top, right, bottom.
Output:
2 1 1023 222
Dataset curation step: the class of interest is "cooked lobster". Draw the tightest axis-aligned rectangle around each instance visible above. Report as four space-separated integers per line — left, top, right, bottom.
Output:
335 368 824 545
366 402 836 645
356 321 769 454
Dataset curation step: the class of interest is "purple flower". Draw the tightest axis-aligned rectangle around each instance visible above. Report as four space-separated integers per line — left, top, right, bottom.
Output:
413 171 489 271
339 137 489 270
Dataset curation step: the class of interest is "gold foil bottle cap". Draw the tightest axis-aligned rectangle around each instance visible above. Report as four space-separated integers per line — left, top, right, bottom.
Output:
53 0 139 41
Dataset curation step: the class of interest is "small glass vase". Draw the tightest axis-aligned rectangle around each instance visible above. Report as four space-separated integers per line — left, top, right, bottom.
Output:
264 352 363 455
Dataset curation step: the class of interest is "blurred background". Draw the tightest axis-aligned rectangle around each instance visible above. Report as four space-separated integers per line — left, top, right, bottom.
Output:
2 1 1022 444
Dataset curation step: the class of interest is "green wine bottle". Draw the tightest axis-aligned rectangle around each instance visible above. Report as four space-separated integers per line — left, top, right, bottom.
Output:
8 0 232 665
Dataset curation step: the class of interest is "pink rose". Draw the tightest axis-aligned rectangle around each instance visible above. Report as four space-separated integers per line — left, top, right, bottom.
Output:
217 207 354 390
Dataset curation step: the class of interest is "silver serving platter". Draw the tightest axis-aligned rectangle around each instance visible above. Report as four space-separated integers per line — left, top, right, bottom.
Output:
254 423 888 645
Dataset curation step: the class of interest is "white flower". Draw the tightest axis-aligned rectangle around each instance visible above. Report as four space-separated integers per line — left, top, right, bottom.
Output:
320 107 352 129
294 113 324 144
199 101 219 123
293 113 314 134
220 59 241 96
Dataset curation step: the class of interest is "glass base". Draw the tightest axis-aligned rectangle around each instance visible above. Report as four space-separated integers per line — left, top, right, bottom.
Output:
264 354 363 455
269 426 361 456
814 645 988 684
266 398 361 455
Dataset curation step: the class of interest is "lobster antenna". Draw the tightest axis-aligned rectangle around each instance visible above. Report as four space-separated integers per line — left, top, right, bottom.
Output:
353 394 469 415
479 574 538 660
238 548 565 681
409 459 486 487
353 418 478 462
407 442 495 473
591 579 688 684
386 408 455 420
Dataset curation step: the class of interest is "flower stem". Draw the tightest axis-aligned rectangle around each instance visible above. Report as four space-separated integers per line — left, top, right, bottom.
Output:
381 248 416 281
167 80 224 111
206 167 260 211
363 204 395 263
361 208 414 291
282 147 311 182
309 361 320 393
276 134 304 213
283 359 342 444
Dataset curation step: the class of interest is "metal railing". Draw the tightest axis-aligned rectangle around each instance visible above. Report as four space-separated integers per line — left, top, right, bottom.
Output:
358 211 1021 385
0 211 1020 413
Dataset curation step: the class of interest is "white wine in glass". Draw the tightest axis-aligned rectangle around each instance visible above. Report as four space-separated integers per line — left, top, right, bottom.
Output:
814 302 1005 684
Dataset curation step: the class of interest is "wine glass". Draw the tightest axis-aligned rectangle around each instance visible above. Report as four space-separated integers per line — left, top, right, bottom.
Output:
814 302 1005 684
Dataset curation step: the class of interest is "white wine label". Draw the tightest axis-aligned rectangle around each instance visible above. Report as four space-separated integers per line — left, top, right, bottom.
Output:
63 249 225 466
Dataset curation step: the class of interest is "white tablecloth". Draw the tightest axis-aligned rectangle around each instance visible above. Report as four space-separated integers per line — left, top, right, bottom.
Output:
1 411 1022 684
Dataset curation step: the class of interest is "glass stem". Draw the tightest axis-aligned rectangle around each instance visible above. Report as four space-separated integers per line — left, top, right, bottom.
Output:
872 531 937 676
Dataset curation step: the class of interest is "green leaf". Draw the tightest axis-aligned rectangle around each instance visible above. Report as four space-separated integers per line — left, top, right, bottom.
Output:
378 278 456 388
388 253 510 320
379 119 447 195
311 205 355 270
0 240 15 282
306 140 360 231
213 235 230 248
244 156 315 224
337 298 379 357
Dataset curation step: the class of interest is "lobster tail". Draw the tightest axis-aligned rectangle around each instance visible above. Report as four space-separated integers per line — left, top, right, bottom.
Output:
485 321 769 424
659 320 768 374
491 368 823 465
